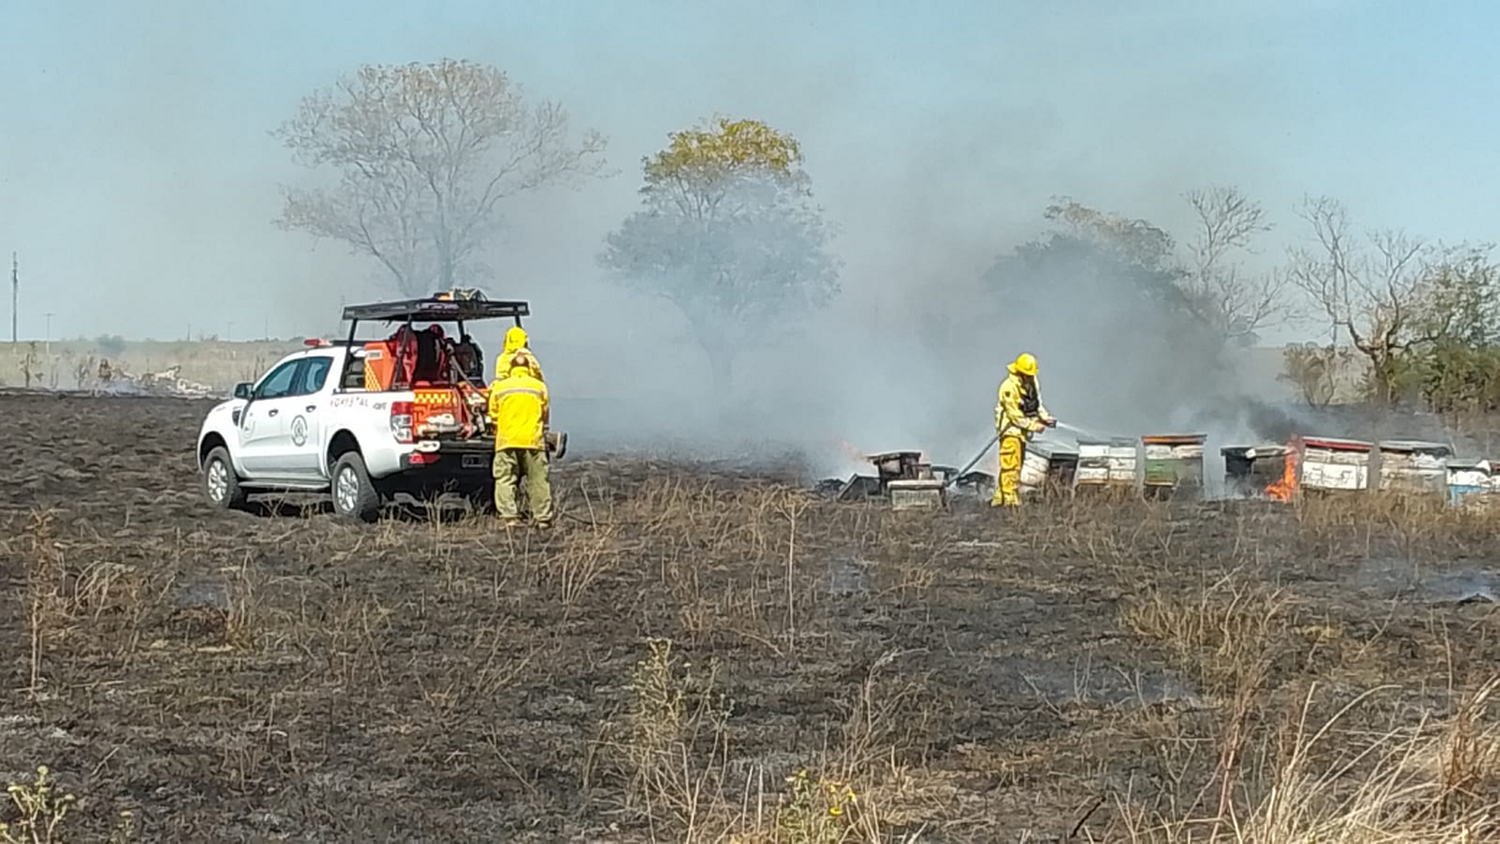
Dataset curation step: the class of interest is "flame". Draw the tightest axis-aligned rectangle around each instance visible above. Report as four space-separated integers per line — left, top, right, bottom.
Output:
839 439 865 464
1264 441 1299 502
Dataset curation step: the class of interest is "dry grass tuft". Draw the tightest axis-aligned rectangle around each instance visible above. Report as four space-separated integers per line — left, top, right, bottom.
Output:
23 511 71 697
1 765 77 844
1122 576 1291 692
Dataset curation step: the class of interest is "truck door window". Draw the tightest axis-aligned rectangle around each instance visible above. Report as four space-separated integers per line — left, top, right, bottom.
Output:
255 360 303 400
294 356 334 396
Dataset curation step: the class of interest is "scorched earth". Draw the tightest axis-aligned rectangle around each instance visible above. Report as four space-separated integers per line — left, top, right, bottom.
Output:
2 392 1500 842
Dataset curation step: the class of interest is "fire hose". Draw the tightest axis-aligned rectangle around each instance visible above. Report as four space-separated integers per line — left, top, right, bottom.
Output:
944 418 1058 489
946 434 999 488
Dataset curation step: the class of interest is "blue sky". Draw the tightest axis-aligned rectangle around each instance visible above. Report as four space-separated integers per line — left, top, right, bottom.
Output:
3 0 1498 342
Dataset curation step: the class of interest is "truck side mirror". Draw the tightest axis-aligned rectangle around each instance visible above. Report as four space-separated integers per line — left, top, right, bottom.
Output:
233 382 253 400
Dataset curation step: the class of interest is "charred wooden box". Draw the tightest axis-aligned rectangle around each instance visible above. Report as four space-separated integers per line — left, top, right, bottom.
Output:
1221 444 1291 498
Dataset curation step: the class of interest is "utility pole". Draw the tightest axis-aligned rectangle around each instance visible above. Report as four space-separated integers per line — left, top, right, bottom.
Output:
44 312 54 357
10 252 16 345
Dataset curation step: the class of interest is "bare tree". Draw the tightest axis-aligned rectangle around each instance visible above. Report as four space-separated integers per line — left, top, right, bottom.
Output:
1286 196 1446 404
1181 186 1285 343
276 59 607 296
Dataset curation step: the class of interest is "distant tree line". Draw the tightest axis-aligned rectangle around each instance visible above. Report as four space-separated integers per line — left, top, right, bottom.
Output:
272 58 1498 411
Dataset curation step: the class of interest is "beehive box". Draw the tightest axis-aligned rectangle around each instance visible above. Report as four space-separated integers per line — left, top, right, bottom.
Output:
1378 440 1452 495
1447 459 1493 510
1221 444 1292 498
887 479 946 510
1019 442 1079 499
1300 437 1372 493
1142 434 1206 497
1075 438 1138 490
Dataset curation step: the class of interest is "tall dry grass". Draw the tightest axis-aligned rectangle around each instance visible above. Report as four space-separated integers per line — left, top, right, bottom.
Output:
1124 680 1500 843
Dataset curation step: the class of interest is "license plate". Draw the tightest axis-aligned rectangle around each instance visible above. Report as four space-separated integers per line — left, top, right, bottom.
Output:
462 454 486 469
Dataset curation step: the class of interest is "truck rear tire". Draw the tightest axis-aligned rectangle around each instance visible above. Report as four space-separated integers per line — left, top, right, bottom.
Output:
202 446 249 512
331 452 382 523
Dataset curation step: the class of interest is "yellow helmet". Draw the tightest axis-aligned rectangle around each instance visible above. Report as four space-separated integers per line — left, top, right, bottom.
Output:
1010 352 1038 377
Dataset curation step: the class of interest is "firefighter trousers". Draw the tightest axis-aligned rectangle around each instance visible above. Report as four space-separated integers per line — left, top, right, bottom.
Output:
991 434 1025 507
493 448 553 524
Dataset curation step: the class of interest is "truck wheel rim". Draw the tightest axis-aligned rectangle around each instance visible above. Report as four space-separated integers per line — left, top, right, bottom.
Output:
207 460 228 502
336 467 359 512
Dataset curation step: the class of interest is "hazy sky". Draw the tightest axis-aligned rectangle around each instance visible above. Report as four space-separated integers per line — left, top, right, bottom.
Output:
3 0 1498 344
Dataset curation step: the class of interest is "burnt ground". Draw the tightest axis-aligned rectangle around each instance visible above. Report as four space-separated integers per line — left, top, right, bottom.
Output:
4 393 1500 842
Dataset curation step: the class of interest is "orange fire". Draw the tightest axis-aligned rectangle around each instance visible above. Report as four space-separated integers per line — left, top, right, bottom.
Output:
1264 442 1299 502
839 439 865 464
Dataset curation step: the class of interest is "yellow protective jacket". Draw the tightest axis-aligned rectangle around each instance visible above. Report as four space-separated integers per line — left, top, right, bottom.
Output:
995 372 1049 440
499 327 545 382
488 370 549 450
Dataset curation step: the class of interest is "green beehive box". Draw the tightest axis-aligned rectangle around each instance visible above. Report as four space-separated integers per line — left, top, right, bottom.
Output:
1142 434 1207 492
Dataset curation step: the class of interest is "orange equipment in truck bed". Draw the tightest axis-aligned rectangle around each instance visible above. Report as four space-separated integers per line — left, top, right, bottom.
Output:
362 327 488 438
362 327 419 391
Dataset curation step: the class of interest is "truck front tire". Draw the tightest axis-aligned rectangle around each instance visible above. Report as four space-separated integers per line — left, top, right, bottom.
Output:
202 446 249 512
331 452 382 523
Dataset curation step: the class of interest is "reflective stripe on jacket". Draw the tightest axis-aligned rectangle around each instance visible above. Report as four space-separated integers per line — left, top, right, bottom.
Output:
488 372 549 450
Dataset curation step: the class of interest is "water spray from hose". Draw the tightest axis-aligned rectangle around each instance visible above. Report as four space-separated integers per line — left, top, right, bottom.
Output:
1050 420 1109 440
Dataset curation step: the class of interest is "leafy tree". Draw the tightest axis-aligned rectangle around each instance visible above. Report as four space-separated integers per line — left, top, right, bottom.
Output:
276 59 607 296
984 193 1285 429
984 202 1219 424
1022 191 1285 342
600 117 839 391
1402 254 1500 413
1287 196 1497 404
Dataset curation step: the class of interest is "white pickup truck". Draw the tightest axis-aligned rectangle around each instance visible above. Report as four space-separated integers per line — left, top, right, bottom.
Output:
195 295 556 521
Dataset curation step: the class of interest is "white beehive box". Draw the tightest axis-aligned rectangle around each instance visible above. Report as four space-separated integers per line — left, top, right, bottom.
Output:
887 479 945 510
1300 437 1372 492
1076 439 1137 489
1019 449 1051 489
1019 442 1078 498
1378 440 1452 495
1108 442 1138 483
1448 459 1493 509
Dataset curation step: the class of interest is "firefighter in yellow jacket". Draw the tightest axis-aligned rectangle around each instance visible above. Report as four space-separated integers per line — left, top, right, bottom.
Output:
992 352 1056 507
489 353 553 528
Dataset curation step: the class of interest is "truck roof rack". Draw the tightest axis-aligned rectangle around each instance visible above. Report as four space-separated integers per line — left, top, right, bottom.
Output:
341 297 530 324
